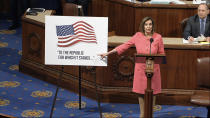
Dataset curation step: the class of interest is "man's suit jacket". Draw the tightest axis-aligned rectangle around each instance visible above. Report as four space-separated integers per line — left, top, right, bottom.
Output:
183 14 210 40
30 0 61 10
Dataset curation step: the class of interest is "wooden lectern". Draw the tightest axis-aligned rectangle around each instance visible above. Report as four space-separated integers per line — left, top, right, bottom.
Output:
135 54 166 118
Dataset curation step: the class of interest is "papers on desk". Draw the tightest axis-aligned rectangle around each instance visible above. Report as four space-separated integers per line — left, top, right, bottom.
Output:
183 38 190 44
125 0 136 2
200 42 210 44
150 0 185 4
193 0 206 4
182 38 210 45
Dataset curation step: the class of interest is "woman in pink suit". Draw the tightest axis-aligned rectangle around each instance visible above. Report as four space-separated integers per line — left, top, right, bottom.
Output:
100 17 165 118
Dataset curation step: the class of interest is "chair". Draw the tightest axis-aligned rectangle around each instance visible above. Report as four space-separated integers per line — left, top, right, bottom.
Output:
190 57 210 117
61 0 84 16
180 18 188 33
108 31 116 37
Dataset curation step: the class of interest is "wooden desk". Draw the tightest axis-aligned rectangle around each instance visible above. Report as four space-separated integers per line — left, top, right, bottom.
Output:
109 36 210 49
108 36 210 104
90 0 209 37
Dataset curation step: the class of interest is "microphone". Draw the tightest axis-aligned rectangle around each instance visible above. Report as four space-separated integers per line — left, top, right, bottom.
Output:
149 38 154 55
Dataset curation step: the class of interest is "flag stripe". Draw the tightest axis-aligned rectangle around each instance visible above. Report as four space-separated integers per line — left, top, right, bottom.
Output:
58 35 74 40
74 28 95 34
72 21 93 28
58 33 95 40
73 24 93 31
74 31 95 36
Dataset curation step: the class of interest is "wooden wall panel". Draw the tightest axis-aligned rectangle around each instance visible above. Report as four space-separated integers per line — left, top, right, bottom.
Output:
161 49 197 89
108 2 135 36
104 47 135 87
90 0 109 17
134 6 197 37
22 20 45 64
90 0 200 37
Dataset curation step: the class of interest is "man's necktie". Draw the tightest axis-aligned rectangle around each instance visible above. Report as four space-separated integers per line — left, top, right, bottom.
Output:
200 19 205 35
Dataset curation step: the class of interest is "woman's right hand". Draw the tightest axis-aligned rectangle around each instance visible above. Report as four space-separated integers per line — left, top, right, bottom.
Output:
98 49 117 59
98 52 109 59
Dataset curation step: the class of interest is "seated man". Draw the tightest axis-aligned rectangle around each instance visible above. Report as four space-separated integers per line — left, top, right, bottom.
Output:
65 0 89 16
183 3 210 42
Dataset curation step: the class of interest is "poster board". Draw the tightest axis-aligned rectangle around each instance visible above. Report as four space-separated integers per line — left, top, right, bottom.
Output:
45 16 108 66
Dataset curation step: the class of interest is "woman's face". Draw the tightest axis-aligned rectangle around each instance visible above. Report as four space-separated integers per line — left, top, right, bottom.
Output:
144 20 153 34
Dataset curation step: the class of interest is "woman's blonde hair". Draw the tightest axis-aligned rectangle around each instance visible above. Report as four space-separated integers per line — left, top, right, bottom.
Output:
139 17 155 35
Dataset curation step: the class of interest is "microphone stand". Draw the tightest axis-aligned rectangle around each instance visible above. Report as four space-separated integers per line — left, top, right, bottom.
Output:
144 38 154 117
149 38 153 55
79 66 82 110
78 5 83 110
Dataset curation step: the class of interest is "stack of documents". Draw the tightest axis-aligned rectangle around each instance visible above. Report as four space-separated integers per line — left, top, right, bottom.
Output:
193 0 206 4
150 0 185 4
182 38 210 44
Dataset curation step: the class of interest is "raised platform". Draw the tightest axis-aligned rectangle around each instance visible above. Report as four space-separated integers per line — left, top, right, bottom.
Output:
19 9 210 105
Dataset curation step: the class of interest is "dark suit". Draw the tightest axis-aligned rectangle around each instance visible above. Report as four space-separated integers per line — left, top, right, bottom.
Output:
30 0 62 15
8 0 30 29
183 14 210 40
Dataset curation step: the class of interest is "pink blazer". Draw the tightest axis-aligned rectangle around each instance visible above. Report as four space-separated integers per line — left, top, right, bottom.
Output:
115 32 165 94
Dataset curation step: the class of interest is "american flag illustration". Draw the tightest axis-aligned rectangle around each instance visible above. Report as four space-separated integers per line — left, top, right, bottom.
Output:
56 21 97 47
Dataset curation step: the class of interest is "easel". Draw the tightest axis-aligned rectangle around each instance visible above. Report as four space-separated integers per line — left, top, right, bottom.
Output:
79 66 102 118
77 4 102 118
135 54 166 117
50 66 102 118
50 4 103 118
50 66 64 118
